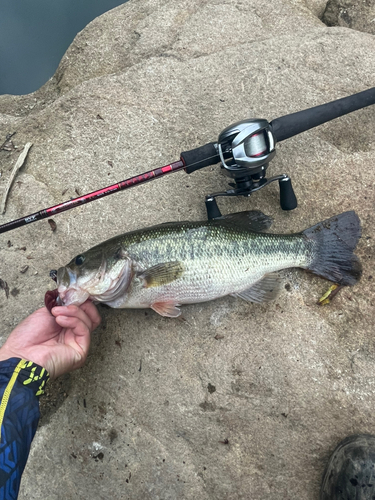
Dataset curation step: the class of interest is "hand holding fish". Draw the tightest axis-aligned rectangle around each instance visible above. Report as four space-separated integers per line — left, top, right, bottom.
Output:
0 301 101 379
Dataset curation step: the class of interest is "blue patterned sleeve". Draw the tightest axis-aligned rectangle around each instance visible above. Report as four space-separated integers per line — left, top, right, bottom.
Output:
0 358 49 500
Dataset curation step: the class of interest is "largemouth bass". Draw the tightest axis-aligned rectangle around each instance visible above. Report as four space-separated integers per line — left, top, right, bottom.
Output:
46 210 361 317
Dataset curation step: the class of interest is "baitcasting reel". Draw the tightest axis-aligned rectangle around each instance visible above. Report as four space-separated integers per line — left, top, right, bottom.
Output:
181 117 297 219
206 118 295 219
180 86 375 219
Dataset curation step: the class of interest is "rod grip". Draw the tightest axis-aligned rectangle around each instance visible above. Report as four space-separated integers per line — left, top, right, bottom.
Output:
181 143 220 173
270 87 375 143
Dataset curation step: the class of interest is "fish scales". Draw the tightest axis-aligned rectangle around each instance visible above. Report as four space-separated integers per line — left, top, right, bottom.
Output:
117 223 312 307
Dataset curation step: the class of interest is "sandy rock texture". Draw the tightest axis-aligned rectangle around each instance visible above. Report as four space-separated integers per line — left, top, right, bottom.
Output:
0 0 374 498
322 0 375 35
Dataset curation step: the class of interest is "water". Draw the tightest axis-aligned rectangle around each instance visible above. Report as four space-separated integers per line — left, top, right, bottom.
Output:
0 0 128 96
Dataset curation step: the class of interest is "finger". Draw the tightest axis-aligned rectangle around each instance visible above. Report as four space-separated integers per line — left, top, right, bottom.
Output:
80 300 101 330
54 315 91 354
52 305 93 332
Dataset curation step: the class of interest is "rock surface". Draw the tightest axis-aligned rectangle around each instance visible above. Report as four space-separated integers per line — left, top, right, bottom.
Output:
0 0 374 498
322 0 375 35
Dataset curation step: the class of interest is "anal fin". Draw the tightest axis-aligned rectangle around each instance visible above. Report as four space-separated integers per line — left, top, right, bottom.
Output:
232 273 281 303
151 301 182 318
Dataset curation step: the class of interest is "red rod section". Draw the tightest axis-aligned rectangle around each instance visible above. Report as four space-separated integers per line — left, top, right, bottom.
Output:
0 160 185 234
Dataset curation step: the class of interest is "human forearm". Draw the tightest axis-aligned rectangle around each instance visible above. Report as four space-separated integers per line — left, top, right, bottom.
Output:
0 358 49 498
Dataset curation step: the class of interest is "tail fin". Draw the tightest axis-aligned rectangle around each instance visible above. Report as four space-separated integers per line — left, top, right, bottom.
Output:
304 211 362 286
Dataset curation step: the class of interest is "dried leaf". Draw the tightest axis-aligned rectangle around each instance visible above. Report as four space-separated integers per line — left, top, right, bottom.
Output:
3 142 15 152
0 142 33 215
0 279 9 299
0 132 16 151
48 219 57 232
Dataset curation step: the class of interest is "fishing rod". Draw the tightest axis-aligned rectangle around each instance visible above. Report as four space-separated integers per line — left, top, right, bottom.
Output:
0 86 374 234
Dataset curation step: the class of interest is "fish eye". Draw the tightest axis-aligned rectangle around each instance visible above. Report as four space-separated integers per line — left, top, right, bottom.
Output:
75 255 85 266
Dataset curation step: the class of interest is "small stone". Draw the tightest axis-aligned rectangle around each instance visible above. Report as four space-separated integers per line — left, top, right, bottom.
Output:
207 383 216 394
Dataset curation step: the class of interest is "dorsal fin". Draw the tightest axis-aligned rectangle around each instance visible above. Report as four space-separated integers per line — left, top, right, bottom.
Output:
213 210 273 232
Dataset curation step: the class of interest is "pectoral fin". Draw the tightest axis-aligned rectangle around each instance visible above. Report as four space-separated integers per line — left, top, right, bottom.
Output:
151 301 182 317
139 261 184 288
232 273 281 303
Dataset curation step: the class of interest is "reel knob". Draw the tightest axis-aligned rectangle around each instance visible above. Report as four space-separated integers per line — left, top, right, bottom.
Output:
279 177 297 210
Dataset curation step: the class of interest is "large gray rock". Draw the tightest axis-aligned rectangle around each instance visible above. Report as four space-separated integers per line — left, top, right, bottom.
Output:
0 0 374 498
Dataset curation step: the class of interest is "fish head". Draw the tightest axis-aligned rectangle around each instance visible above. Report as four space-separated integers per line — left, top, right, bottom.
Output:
55 244 132 306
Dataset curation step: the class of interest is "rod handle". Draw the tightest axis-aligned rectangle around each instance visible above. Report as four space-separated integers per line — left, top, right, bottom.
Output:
270 87 375 143
181 143 220 173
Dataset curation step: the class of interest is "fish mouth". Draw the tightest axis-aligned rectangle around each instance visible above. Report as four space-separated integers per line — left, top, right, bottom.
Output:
55 267 89 306
58 287 90 306
55 259 132 307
